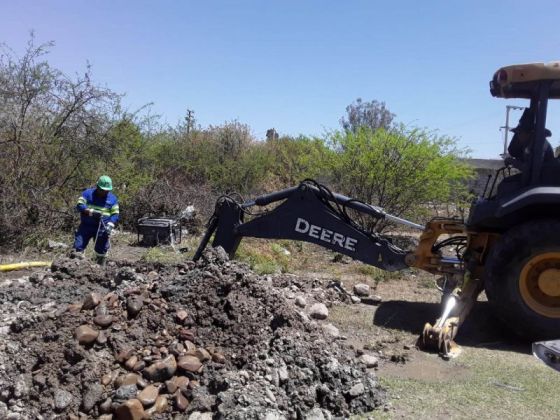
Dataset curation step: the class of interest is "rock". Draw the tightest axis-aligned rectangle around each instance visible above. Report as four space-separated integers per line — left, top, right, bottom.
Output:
175 390 189 411
188 412 213 420
193 348 211 362
13 375 29 398
137 384 159 407
125 355 138 370
348 382 365 397
96 331 108 345
359 354 379 368
48 239 69 250
305 408 326 420
74 325 99 344
295 296 306 308
322 323 339 338
82 292 102 310
277 365 289 383
101 373 113 386
99 398 112 414
350 295 361 304
115 373 140 387
115 399 145 420
94 315 113 328
177 355 202 372
361 295 383 305
309 303 329 320
82 383 103 413
144 355 177 381
133 360 146 372
176 309 188 323
54 388 73 411
116 348 135 363
146 395 168 415
127 296 143 318
114 384 138 402
353 283 370 297
211 352 226 364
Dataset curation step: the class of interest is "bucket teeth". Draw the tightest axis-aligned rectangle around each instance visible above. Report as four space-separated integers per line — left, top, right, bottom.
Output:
419 321 461 359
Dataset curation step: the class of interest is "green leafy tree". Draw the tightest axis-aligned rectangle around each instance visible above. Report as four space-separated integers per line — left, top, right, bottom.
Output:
328 126 473 229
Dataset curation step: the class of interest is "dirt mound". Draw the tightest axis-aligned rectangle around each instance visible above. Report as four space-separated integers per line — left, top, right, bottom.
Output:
0 249 385 419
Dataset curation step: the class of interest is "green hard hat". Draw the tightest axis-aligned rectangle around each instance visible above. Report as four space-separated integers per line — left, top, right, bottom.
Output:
96 175 113 191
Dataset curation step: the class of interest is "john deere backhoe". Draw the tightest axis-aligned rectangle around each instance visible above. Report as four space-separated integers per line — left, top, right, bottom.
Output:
194 62 560 358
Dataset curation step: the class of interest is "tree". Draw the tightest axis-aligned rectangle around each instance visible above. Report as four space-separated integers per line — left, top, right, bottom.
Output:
340 98 395 133
0 36 121 244
328 126 473 230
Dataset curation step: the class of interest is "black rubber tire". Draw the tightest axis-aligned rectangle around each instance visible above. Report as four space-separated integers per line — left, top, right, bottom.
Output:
484 219 560 340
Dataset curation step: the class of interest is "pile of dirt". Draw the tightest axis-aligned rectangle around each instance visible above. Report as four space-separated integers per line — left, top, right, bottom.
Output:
0 248 385 419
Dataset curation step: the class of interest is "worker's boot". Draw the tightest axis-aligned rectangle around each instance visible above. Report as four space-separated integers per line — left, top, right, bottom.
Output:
95 255 107 267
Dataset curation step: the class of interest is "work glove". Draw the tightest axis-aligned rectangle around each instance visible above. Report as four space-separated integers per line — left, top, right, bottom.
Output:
84 208 102 218
105 222 115 236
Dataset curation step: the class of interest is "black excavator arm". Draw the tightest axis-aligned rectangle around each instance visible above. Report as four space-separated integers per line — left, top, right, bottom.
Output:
194 180 479 358
193 180 423 271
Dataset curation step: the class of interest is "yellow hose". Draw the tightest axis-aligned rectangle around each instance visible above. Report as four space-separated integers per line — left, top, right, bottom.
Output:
0 261 52 272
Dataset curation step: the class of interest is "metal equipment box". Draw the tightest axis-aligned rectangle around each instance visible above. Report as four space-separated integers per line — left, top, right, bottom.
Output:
136 217 182 246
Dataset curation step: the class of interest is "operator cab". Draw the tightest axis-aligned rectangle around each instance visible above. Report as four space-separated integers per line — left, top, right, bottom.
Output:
468 61 560 231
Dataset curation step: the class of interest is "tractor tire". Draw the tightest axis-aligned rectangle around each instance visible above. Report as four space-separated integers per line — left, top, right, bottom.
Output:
484 219 560 340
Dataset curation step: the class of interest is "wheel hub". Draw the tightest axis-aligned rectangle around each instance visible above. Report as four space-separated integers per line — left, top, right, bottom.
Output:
520 252 560 318
538 269 560 297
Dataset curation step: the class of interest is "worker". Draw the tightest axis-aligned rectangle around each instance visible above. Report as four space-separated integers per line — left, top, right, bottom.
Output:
74 175 119 265
508 108 554 163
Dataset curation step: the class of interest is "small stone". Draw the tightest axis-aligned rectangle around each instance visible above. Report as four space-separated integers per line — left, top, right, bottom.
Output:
152 395 168 413
188 412 213 420
94 314 113 328
115 373 140 388
101 373 112 386
82 292 102 310
194 348 211 362
212 352 226 364
359 354 379 368
125 356 138 370
348 382 365 397
350 295 361 304
127 296 144 318
144 355 177 381
74 325 99 345
309 303 329 320
295 296 306 308
174 390 189 411
96 330 108 345
277 365 289 383
54 388 73 411
99 398 112 414
305 408 326 420
137 377 148 389
116 348 135 363
115 399 145 420
361 295 383 305
176 309 188 323
133 360 146 372
114 384 138 402
184 340 196 351
82 383 103 413
322 323 340 337
353 283 370 297
138 385 159 407
13 375 29 398
177 355 202 373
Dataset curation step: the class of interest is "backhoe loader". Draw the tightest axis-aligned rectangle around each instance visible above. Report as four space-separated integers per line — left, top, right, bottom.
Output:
194 62 560 357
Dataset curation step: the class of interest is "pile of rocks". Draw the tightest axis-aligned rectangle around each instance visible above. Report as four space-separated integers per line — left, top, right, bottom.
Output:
0 248 385 419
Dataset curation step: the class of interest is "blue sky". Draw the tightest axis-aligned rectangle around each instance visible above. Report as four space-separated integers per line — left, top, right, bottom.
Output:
2 1 560 157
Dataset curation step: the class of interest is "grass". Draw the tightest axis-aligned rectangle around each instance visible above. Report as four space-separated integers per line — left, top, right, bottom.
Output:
140 246 184 264
370 349 560 419
235 239 291 274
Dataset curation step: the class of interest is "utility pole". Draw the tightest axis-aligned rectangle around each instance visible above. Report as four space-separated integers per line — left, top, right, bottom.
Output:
500 105 524 157
185 109 195 137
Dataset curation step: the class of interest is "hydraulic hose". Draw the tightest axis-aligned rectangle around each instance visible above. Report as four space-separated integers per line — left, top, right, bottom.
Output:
0 261 52 272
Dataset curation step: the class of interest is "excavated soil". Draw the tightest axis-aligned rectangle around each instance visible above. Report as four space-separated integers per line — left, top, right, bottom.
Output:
0 248 385 419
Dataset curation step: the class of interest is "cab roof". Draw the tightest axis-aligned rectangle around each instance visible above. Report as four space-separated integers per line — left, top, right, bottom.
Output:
490 61 560 99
